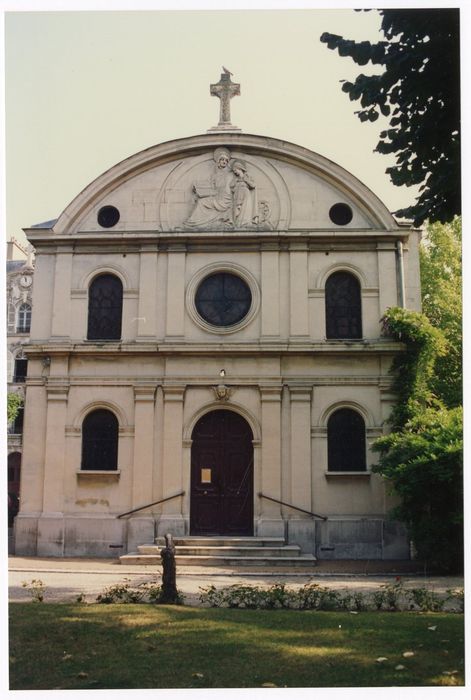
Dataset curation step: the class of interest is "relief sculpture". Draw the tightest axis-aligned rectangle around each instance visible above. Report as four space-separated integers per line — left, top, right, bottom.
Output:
182 148 272 231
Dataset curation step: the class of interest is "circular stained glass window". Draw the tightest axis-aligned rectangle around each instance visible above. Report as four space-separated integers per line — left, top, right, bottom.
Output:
98 205 120 228
329 203 353 226
195 272 252 327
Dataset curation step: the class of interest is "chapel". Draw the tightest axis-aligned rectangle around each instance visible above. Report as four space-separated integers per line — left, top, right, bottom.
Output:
14 71 421 562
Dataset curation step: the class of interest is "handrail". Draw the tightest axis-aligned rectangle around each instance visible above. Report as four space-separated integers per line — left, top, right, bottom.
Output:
117 491 185 519
258 492 327 521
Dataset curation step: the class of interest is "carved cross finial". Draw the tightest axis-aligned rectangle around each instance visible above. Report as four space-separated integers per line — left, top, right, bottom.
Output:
208 70 241 132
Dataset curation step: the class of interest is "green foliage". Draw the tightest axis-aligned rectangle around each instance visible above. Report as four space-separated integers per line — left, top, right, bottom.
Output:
379 307 446 429
8 392 23 424
373 406 463 572
198 582 463 613
420 218 462 407
373 306 463 572
409 588 445 612
96 578 183 605
320 9 460 225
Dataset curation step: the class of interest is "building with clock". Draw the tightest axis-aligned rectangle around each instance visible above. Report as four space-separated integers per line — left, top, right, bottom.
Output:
14 71 421 561
7 238 35 537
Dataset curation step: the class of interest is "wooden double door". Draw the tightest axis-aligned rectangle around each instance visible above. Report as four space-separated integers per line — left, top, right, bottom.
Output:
190 410 254 536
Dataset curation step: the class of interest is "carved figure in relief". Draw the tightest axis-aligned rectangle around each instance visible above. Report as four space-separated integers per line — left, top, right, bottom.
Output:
231 160 258 228
182 147 273 230
183 148 234 229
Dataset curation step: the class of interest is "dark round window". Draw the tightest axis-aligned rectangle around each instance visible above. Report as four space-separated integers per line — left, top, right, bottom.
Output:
195 272 252 327
329 203 353 226
98 205 120 228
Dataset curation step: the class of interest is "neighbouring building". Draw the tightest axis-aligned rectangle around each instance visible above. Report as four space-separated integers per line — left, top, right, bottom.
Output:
7 238 35 532
14 71 420 559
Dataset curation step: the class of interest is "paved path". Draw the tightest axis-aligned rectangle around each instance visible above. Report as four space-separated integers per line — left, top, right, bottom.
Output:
9 556 463 606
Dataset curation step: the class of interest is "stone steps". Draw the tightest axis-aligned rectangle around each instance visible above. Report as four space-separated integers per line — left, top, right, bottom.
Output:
120 536 317 569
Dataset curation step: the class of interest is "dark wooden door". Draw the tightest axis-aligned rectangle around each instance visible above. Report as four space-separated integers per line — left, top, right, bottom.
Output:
190 410 253 535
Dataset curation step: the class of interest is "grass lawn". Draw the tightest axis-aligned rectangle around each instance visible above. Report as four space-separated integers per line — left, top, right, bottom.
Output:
9 603 464 689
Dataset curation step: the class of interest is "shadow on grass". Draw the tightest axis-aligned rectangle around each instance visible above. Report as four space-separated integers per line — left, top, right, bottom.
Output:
9 603 465 690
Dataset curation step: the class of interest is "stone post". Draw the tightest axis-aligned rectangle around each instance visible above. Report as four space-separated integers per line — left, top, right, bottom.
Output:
160 533 179 604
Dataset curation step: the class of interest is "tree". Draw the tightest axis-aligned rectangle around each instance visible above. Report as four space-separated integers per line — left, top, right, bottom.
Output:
8 392 23 425
373 406 463 573
372 308 463 572
420 217 462 407
321 9 460 226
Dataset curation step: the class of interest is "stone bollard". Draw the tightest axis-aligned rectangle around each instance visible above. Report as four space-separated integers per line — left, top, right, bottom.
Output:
160 533 179 603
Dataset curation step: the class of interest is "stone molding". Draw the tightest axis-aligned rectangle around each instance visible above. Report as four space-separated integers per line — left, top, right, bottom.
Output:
133 386 157 402
183 401 261 442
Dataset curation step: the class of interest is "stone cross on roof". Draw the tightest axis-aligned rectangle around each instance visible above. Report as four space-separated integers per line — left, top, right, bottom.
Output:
207 68 242 132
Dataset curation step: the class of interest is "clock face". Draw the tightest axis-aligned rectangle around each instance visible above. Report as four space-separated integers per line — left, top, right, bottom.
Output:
195 273 252 327
20 275 32 288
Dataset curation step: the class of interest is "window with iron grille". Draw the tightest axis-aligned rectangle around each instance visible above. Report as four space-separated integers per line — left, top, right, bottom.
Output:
327 408 366 471
87 274 123 340
325 271 362 339
16 304 31 333
81 409 119 471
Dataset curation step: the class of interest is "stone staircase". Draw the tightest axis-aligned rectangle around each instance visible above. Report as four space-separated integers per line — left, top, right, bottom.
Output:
120 536 317 569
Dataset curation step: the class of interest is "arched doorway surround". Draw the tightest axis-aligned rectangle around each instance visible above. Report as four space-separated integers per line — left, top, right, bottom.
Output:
190 409 254 536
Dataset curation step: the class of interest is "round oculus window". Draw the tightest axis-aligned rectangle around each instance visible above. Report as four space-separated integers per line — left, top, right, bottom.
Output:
329 203 353 226
98 205 120 228
195 272 252 327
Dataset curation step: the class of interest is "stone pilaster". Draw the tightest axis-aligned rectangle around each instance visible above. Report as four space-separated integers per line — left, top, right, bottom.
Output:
261 245 280 339
377 242 399 315
165 245 186 338
289 385 312 511
36 385 69 556
137 244 159 339
51 247 73 339
258 385 284 537
158 384 186 536
289 245 309 338
131 386 156 508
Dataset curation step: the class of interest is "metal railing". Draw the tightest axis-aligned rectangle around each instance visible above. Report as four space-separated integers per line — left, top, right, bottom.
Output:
117 491 185 519
258 492 327 521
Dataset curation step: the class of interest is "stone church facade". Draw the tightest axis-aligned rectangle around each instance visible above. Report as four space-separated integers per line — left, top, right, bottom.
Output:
15 76 421 559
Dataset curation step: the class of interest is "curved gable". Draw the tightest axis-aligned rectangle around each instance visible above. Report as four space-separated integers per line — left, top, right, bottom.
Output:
51 133 398 235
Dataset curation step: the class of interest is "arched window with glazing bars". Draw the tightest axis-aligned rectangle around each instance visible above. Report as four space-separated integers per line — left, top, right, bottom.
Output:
325 271 362 339
327 408 366 471
81 409 119 471
87 274 123 340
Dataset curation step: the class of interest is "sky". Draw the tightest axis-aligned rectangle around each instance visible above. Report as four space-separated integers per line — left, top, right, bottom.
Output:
4 1 458 248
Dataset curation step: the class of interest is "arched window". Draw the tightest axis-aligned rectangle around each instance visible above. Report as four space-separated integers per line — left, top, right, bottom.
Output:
81 409 119 471
325 271 362 339
327 408 366 471
16 304 32 333
87 274 123 340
